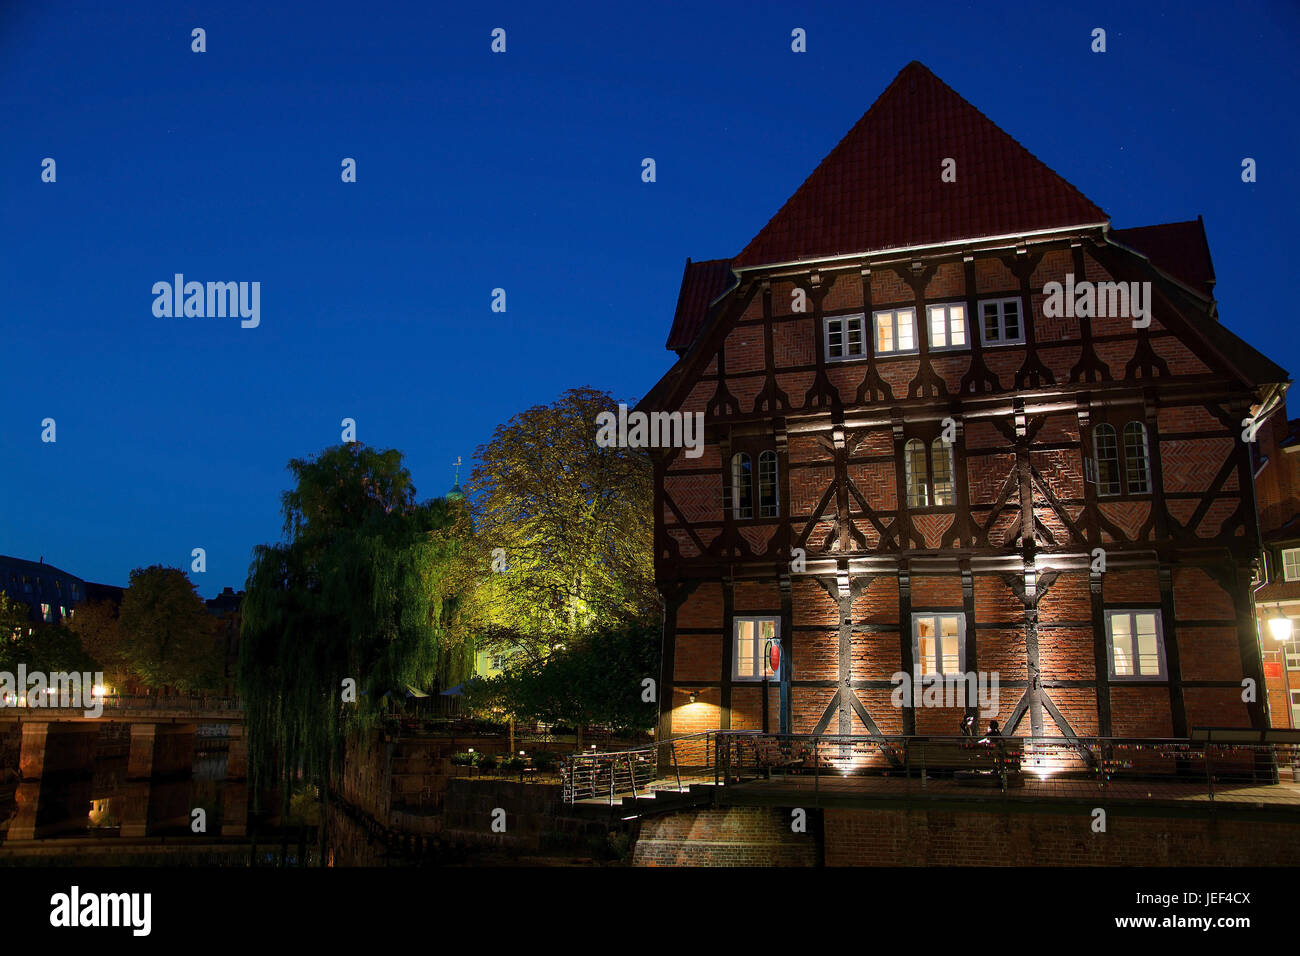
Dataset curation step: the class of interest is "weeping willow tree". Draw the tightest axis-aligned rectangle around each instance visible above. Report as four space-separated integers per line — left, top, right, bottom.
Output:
239 443 472 812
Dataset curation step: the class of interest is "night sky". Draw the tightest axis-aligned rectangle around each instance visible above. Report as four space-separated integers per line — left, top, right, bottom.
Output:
2 1 1297 595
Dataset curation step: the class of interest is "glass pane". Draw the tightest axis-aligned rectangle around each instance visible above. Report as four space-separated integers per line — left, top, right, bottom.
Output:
931 438 953 506
732 453 753 519
897 310 915 350
950 305 965 345
918 635 936 675
1003 300 1020 338
876 313 894 353
983 303 999 341
1124 423 1150 493
736 621 755 677
1095 426 1121 496
847 318 863 354
941 635 959 674
758 451 778 518
1137 631 1159 676
1112 635 1133 676
905 439 928 507
827 319 843 358
929 306 947 347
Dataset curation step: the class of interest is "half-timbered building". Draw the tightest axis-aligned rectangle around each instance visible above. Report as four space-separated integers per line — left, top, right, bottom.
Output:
642 62 1289 753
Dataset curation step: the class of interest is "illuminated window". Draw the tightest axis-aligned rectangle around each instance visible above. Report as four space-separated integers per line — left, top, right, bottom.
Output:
1094 424 1121 496
927 303 967 351
730 453 753 520
733 617 780 682
904 439 929 507
1123 422 1151 493
1283 549 1300 582
1106 610 1165 680
874 308 917 355
913 613 964 676
40 603 52 622
757 451 779 518
825 313 866 361
931 438 955 506
979 298 1023 346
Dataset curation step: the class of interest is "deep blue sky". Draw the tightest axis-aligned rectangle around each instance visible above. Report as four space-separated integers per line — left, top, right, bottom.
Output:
2 1 1297 596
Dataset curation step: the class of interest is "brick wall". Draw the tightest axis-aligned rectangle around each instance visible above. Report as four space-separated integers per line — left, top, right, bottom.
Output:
823 806 1299 866
632 806 819 866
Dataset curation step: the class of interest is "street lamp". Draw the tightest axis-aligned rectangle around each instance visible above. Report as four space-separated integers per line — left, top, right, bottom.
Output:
1268 616 1293 642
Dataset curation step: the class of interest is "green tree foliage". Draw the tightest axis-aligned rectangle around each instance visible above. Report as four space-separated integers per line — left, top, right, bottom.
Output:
0 592 99 675
67 599 133 689
118 566 221 692
464 624 658 732
463 387 656 662
239 443 471 799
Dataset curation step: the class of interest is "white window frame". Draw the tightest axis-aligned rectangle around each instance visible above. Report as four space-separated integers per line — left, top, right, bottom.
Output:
824 313 867 362
1291 688 1300 728
872 308 918 356
978 297 1025 346
926 302 969 352
1283 548 1300 582
1284 637 1300 670
911 612 965 676
733 616 780 682
1105 609 1167 681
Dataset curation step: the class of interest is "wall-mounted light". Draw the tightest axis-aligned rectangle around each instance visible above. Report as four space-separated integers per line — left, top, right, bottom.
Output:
688 692 696 704
1269 616 1293 642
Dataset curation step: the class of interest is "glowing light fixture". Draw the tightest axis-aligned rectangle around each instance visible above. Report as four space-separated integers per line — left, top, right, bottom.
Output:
1269 616 1294 642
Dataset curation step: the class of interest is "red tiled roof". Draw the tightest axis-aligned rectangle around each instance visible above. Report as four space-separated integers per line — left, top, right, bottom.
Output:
732 61 1108 270
665 257 734 352
1109 219 1216 298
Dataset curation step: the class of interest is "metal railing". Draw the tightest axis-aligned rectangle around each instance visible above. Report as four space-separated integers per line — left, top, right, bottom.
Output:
563 730 1300 806
562 731 747 804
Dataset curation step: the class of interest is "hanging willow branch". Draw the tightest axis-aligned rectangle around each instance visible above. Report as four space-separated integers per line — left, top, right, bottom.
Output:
238 443 472 806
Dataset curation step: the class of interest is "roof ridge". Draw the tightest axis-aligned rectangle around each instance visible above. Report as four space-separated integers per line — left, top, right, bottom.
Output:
734 61 1108 269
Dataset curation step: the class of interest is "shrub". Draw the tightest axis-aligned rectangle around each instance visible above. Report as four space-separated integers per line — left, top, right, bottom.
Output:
478 755 498 771
502 757 525 772
450 752 478 767
531 750 558 771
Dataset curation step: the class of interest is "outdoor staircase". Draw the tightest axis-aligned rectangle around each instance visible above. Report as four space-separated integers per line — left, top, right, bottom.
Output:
571 781 719 820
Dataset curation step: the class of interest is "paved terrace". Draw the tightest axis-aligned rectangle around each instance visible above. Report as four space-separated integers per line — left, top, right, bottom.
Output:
567 731 1300 822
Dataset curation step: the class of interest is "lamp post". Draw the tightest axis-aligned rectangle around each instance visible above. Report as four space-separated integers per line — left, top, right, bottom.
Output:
1269 614 1294 728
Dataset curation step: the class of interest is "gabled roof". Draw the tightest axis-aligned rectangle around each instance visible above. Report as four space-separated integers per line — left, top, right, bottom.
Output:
665 257 734 352
733 61 1108 270
1109 218 1216 298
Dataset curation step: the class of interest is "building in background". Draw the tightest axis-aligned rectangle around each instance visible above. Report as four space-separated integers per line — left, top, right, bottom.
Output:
0 554 108 625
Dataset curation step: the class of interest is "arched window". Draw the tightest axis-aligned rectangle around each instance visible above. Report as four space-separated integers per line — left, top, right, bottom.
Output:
904 439 929 508
730 453 753 519
1124 422 1151 494
758 451 779 518
930 438 955 506
1095 424 1120 496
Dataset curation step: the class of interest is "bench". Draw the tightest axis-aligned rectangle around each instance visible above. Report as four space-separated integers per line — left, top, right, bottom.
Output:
912 737 1024 787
